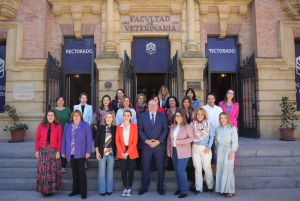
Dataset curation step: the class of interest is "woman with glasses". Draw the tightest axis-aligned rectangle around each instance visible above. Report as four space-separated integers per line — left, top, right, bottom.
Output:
218 89 239 168
134 93 147 120
167 110 194 198
61 110 93 199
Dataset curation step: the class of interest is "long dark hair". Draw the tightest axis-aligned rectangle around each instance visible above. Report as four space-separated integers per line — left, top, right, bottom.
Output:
181 96 194 113
42 109 60 127
165 96 180 108
114 89 125 100
223 89 236 103
186 88 197 100
100 95 113 111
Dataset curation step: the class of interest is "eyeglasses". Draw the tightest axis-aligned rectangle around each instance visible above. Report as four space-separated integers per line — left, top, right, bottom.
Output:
227 92 234 95
148 105 157 107
138 98 144 100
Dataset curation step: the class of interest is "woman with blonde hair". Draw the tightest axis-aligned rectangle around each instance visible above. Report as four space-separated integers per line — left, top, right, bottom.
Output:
215 112 238 198
158 85 170 108
94 112 117 196
191 108 214 195
167 110 194 198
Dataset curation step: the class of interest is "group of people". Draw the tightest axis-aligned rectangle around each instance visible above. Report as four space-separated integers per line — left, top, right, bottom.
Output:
35 86 239 199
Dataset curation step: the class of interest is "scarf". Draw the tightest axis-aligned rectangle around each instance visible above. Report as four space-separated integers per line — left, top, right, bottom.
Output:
192 119 210 141
136 102 146 114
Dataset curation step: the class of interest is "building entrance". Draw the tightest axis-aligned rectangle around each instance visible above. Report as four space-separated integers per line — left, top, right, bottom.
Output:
136 73 166 101
211 73 237 104
65 74 91 110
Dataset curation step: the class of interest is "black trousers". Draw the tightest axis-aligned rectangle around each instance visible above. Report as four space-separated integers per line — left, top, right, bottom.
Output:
70 156 87 195
119 156 136 188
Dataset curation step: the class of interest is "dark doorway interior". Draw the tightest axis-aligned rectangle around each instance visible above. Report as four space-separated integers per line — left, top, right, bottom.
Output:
136 73 166 102
211 73 237 105
65 74 91 110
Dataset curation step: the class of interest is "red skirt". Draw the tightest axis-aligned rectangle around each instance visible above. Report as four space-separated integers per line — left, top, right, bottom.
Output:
35 142 63 194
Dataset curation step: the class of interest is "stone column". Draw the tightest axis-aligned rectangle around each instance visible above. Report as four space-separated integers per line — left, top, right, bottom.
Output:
185 0 198 51
104 0 117 52
96 0 121 101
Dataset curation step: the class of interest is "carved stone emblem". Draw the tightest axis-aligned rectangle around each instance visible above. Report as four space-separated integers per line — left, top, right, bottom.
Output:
105 81 112 90
146 42 156 55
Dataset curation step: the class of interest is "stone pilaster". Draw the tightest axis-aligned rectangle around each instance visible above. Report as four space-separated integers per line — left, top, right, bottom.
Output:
94 57 123 100
180 58 207 106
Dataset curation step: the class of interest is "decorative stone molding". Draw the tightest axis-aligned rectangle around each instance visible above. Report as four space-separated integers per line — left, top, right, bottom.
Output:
0 0 22 21
197 0 252 38
117 0 184 15
279 0 300 20
120 33 133 41
48 0 104 38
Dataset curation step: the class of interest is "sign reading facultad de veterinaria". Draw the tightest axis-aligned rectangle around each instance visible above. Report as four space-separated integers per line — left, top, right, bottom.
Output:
121 15 180 32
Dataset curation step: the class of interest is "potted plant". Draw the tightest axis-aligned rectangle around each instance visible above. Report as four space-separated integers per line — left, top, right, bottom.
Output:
279 96 299 141
3 104 29 142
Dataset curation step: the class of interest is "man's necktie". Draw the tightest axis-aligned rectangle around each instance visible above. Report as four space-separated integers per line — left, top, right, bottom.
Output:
151 114 155 127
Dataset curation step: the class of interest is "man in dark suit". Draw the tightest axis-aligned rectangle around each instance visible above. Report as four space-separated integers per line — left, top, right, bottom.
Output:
138 99 168 195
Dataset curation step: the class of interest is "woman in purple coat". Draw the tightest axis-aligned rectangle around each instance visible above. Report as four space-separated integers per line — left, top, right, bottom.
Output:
61 110 93 199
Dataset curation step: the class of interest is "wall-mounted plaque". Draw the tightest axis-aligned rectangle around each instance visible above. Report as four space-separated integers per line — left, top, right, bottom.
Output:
13 83 35 100
105 81 112 90
187 81 201 90
121 15 181 33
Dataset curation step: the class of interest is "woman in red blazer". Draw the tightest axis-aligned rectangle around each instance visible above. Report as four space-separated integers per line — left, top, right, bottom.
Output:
35 109 63 197
219 89 239 168
115 110 139 197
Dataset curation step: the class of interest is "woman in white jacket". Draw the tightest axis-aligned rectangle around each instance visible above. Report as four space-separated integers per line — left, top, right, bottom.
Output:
73 92 93 170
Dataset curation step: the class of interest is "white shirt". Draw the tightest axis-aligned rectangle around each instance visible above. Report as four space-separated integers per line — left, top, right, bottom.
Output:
120 123 130 146
173 125 180 147
202 104 223 136
149 111 157 124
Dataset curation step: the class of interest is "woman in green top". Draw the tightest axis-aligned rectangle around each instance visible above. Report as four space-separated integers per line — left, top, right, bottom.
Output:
52 96 72 173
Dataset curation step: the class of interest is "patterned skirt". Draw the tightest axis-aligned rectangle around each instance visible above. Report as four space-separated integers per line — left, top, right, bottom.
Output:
35 142 63 194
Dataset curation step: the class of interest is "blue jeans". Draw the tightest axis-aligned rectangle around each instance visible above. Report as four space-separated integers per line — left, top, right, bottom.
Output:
172 147 189 194
98 155 114 194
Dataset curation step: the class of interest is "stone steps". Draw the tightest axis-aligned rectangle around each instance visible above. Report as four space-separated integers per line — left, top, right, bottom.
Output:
0 177 299 191
0 146 300 191
1 165 300 179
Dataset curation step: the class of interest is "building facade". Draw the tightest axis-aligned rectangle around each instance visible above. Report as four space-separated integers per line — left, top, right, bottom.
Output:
0 0 299 140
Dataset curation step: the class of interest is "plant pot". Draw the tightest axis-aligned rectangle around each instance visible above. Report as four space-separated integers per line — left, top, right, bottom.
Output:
9 130 26 142
279 128 295 141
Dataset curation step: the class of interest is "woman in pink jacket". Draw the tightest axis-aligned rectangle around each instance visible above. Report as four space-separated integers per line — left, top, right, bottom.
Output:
219 89 239 168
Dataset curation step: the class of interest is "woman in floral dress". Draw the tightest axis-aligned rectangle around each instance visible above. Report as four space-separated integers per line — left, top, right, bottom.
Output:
35 110 63 197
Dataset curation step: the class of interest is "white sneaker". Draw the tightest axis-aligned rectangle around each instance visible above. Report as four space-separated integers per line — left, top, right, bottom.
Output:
122 189 127 197
126 189 132 196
